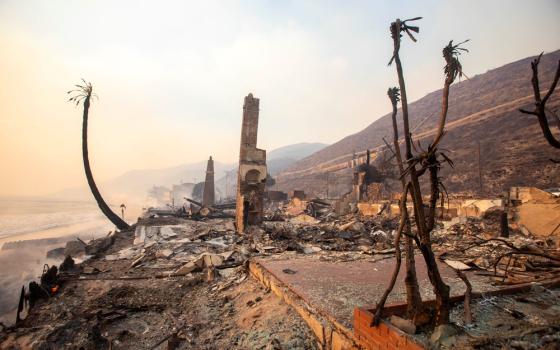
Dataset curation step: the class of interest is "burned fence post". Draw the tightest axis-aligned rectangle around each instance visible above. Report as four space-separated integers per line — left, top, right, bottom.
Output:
235 93 267 233
500 211 510 238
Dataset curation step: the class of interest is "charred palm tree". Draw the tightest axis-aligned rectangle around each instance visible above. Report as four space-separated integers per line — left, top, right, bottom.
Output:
384 18 469 325
390 88 425 320
68 80 130 230
425 40 468 231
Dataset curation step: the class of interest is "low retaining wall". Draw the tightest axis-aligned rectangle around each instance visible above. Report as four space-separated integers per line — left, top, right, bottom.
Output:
249 260 361 350
251 257 560 350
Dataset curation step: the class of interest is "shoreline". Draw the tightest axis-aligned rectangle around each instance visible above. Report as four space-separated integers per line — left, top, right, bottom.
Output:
0 219 114 248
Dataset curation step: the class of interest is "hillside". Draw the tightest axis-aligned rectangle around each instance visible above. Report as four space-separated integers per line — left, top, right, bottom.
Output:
267 142 328 175
279 50 560 195
268 143 328 161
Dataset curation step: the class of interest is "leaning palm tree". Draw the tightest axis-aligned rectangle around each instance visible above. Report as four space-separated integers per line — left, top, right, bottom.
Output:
68 80 130 230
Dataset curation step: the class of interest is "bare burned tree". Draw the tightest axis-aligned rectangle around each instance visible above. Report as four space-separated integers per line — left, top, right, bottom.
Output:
376 17 469 326
519 53 560 151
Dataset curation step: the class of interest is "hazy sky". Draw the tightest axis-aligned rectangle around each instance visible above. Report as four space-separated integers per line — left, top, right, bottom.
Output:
0 0 559 196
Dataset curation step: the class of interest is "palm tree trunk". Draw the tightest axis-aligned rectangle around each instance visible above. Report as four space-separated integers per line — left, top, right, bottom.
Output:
372 182 410 325
392 34 450 325
389 91 423 318
82 97 130 230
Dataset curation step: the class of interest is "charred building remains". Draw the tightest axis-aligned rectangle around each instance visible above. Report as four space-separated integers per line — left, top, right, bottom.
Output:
235 93 267 232
352 149 385 202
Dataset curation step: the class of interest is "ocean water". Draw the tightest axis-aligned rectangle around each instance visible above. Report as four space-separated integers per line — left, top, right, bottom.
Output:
0 198 116 244
0 198 117 325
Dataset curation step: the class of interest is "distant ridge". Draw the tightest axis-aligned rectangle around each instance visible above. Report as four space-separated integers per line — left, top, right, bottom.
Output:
52 142 329 203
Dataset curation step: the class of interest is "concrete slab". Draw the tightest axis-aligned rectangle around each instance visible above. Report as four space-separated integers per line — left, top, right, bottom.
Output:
256 255 500 329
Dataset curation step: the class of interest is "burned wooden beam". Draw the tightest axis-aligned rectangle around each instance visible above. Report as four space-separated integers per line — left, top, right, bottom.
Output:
185 198 203 208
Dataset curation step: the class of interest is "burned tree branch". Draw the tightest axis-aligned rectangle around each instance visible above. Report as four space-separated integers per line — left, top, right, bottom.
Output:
382 136 397 157
519 108 538 116
388 18 467 325
466 235 560 281
471 236 560 261
372 182 412 326
519 53 560 149
388 87 423 318
542 58 560 104
493 250 560 277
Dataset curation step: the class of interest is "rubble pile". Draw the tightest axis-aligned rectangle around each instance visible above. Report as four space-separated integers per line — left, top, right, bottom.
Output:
261 215 398 255
0 216 320 349
432 217 560 286
0 200 407 349
448 285 560 349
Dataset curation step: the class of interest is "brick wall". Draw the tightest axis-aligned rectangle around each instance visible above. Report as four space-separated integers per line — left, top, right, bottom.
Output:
354 308 425 350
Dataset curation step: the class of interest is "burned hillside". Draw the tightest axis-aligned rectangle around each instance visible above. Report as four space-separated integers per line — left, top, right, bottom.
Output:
276 50 560 197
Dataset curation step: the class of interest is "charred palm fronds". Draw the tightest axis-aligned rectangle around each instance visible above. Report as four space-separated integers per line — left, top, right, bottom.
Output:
68 80 130 230
423 41 466 234
431 40 469 150
519 53 560 152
